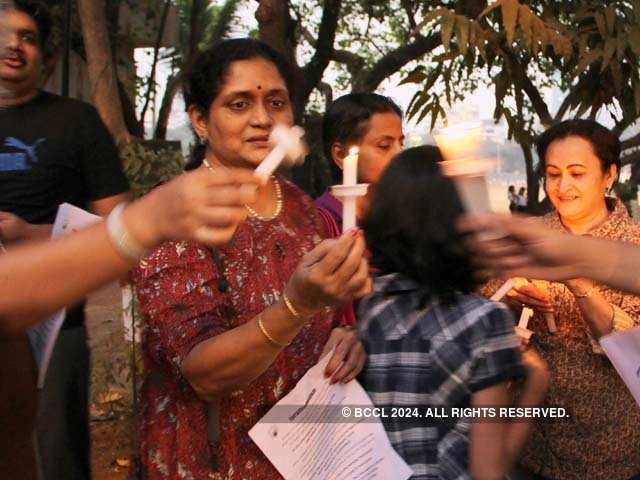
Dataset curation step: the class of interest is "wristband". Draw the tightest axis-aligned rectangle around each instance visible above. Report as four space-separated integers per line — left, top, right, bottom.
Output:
106 203 148 261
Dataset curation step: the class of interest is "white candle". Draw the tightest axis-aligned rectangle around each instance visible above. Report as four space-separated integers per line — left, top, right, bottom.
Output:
515 307 535 340
255 125 306 181
343 147 359 186
490 278 515 302
435 122 494 214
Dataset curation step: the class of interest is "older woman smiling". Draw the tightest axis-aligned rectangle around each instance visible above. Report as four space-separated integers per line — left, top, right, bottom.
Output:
494 120 640 480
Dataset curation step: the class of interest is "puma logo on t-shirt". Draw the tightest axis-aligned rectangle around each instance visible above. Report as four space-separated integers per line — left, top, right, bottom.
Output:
0 137 45 171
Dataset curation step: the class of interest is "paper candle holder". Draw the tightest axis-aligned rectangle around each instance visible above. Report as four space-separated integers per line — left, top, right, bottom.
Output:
330 184 369 232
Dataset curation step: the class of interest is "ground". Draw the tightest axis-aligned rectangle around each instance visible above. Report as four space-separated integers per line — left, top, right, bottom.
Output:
86 282 135 480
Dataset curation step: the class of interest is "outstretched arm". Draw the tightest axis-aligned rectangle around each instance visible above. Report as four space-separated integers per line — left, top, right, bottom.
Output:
0 167 260 335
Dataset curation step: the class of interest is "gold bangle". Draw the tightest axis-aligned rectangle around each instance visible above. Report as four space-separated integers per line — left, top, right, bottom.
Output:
257 313 290 348
282 291 302 319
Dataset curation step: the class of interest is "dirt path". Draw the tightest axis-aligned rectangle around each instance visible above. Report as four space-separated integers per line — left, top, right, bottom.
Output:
86 282 135 480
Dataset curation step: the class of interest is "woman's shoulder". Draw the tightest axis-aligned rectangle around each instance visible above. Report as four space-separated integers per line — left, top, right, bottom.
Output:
599 199 640 243
614 217 640 243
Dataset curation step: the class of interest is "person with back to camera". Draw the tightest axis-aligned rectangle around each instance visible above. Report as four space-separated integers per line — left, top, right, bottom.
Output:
358 145 550 480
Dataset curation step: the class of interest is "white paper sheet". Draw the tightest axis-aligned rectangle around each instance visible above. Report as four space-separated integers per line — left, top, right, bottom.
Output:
600 327 640 406
28 203 101 388
249 353 414 480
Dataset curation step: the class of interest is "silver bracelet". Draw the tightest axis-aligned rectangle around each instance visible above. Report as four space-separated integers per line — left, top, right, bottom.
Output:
106 203 148 261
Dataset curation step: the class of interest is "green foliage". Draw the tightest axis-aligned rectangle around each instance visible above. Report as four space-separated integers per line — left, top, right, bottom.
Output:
119 139 184 198
408 0 640 210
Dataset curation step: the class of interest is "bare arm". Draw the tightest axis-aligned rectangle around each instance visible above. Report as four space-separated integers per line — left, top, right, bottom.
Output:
459 213 640 294
0 212 51 245
470 350 549 479
0 222 130 335
0 168 260 335
181 233 371 399
89 192 132 217
564 278 617 339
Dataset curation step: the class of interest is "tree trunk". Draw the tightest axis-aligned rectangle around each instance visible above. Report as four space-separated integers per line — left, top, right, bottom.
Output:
118 79 144 138
521 143 549 215
76 0 130 144
256 0 306 119
139 0 172 133
154 74 181 140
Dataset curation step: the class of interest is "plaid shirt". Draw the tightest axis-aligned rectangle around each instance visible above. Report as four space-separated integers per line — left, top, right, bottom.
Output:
357 273 524 480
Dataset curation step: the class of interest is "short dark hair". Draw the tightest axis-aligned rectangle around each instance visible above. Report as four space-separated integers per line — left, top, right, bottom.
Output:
322 93 402 182
362 145 478 299
10 0 53 57
536 119 621 179
184 37 295 115
183 38 296 170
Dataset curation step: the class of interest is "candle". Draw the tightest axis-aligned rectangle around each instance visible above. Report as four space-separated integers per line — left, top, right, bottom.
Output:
433 122 482 163
490 278 515 302
435 122 494 214
515 307 535 340
343 147 359 186
255 125 306 181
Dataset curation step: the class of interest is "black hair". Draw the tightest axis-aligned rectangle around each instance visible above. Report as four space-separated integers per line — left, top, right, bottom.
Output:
183 38 295 170
322 93 402 182
508 185 515 193
9 0 53 58
362 145 478 300
536 119 621 180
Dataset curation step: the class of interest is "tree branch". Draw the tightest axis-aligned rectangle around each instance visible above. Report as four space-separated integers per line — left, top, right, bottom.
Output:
622 132 640 151
401 0 417 30
621 148 640 166
317 81 333 110
139 0 171 132
503 52 554 126
353 33 439 92
554 86 581 122
77 0 130 143
300 0 342 100
332 49 366 78
256 0 297 67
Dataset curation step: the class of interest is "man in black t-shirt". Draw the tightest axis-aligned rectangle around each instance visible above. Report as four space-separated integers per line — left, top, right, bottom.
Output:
0 2 130 479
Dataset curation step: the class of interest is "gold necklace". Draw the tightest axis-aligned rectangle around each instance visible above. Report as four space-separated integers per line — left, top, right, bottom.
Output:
246 177 282 221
